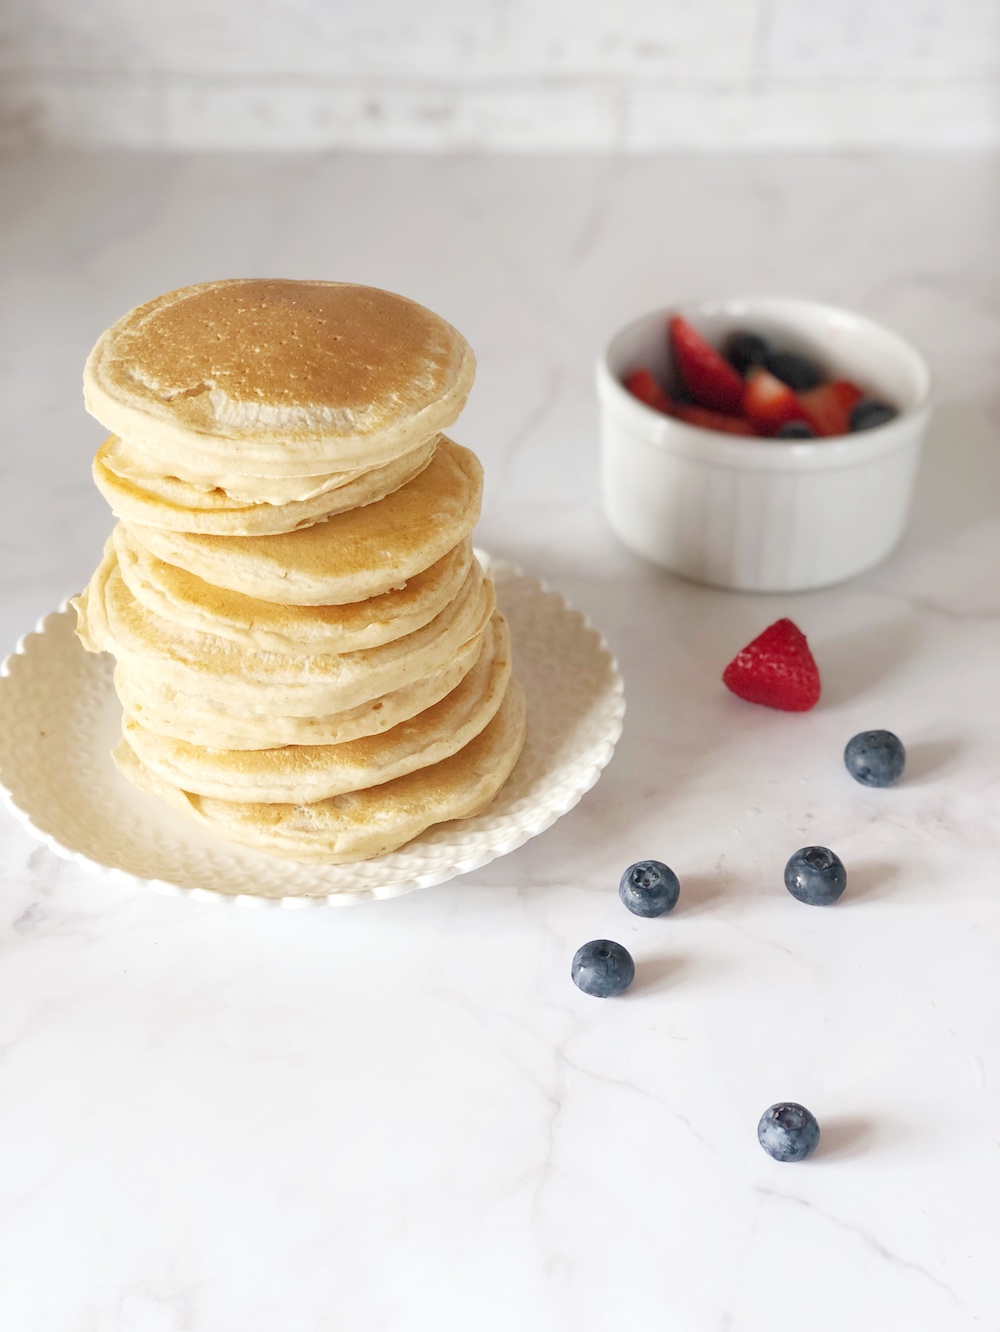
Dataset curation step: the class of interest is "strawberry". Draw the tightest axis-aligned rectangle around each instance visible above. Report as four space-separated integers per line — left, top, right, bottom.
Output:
743 369 807 435
675 404 755 436
669 316 745 414
623 367 675 415
722 619 821 712
798 380 864 437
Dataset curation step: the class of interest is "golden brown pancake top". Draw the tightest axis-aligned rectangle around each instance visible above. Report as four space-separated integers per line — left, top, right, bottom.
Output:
110 280 464 414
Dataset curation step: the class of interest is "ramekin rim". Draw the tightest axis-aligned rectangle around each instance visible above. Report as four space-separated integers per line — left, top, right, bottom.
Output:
597 295 932 464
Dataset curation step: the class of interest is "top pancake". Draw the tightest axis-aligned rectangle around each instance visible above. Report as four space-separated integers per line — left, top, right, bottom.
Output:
83 279 476 475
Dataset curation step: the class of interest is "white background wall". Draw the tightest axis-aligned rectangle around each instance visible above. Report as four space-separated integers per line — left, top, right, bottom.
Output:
2 0 999 150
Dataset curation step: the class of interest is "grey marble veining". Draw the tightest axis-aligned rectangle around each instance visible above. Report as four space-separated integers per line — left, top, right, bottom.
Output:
1 149 999 1331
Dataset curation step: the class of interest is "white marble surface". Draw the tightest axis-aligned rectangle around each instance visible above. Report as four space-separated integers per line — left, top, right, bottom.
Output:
3 0 1000 150
2 150 1000 1330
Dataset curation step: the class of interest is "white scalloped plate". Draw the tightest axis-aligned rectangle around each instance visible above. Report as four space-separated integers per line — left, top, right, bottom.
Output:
0 558 624 907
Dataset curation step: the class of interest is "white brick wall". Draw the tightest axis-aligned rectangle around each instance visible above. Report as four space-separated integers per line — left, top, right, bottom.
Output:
2 0 999 150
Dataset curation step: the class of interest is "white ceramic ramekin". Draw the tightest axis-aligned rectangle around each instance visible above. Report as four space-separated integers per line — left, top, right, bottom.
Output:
597 297 932 592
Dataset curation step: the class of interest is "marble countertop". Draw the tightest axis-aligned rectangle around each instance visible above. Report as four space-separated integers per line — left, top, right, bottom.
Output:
2 149 999 1331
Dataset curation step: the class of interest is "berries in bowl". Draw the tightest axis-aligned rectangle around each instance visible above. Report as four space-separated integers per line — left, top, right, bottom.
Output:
597 298 931 592
624 316 899 442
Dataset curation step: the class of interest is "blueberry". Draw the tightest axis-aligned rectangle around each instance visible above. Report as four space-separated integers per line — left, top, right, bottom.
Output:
784 846 847 905
844 730 906 787
775 420 816 438
757 1102 820 1162
850 399 898 432
764 350 823 392
619 860 680 917
571 940 635 997
725 331 771 375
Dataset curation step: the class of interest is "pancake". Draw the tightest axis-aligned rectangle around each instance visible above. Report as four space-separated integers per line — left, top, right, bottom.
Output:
94 433 420 506
123 437 482 606
114 679 527 864
121 613 511 803
74 544 494 716
94 433 438 535
83 279 476 475
115 620 486 750
114 526 474 655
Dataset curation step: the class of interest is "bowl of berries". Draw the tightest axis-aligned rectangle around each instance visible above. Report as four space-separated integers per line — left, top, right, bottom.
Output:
597 297 931 592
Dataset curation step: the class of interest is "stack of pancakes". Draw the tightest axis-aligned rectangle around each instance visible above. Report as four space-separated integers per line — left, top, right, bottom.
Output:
73 279 526 863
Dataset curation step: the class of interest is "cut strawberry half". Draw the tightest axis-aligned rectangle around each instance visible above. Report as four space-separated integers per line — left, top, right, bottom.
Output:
669 316 745 414
743 369 808 435
623 367 675 415
675 404 755 436
722 618 821 712
798 380 864 437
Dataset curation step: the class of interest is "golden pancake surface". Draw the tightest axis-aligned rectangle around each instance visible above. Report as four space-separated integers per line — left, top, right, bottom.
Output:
114 527 474 655
114 681 527 864
122 437 482 605
76 543 494 717
121 613 511 804
115 620 486 751
95 434 438 536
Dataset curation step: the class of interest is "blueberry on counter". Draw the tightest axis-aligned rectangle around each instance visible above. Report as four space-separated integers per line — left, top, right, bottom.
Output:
619 860 680 917
775 420 816 438
784 846 847 905
849 399 897 432
764 350 823 392
757 1102 820 1162
571 940 635 997
844 730 906 787
725 331 771 375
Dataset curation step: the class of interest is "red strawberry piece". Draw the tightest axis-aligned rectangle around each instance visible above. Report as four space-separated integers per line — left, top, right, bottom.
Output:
623 367 675 415
798 380 864 437
722 618 821 712
675 404 755 436
669 315 745 414
743 368 808 435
